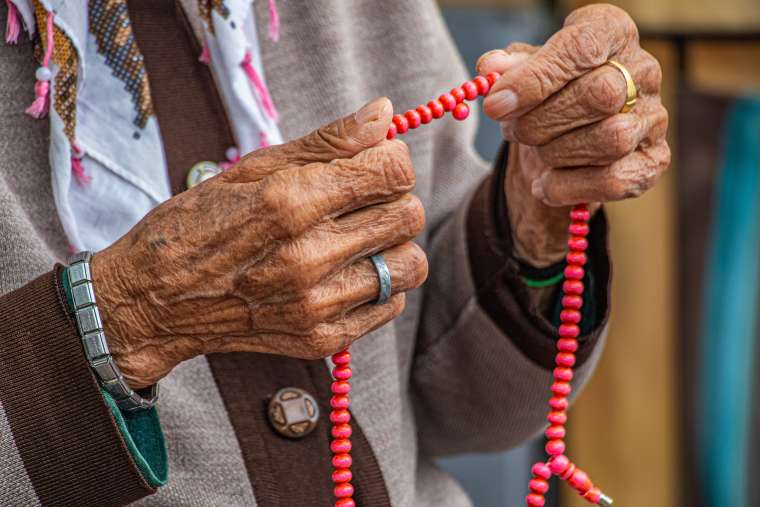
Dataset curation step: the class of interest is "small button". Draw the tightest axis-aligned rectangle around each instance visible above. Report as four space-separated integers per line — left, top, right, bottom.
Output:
186 161 222 189
267 387 320 439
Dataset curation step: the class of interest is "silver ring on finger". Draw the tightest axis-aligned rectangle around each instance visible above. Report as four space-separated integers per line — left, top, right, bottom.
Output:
370 253 392 305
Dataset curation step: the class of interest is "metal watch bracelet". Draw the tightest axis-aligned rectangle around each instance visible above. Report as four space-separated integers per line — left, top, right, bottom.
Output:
67 251 158 411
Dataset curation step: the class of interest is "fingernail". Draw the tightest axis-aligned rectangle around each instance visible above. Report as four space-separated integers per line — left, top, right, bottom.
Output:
355 97 388 125
486 90 518 118
531 178 546 201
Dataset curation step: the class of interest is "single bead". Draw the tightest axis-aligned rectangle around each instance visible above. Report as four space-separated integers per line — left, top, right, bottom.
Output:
562 295 583 310
547 411 567 425
452 103 470 121
560 462 577 481
438 93 457 112
562 280 584 296
332 350 351 365
450 87 465 103
334 483 355 498
556 353 576 367
332 423 352 439
545 439 566 456
567 236 588 251
570 209 591 222
531 462 552 480
545 425 566 440
332 453 352 469
392 114 409 134
462 81 478 100
428 100 445 118
473 75 490 95
330 409 351 424
331 438 352 453
557 338 579 353
333 366 352 380
569 222 590 237
553 367 573 382
569 469 592 494
551 381 572 397
416 105 433 124
583 487 602 503
559 324 580 338
549 396 569 411
332 468 352 484
549 454 570 475
225 146 240 162
560 309 581 324
335 499 356 507
529 478 549 494
526 493 546 507
405 109 422 129
331 394 350 409
486 71 501 86
563 265 584 281
35 66 52 82
387 122 397 140
332 381 352 394
566 251 587 266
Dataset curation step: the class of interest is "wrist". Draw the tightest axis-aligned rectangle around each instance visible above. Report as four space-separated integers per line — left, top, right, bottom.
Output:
505 143 571 267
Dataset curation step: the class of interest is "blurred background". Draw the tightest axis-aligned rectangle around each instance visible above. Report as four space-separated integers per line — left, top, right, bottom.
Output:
435 0 760 506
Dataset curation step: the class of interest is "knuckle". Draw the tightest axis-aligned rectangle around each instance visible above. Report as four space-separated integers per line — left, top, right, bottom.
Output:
567 24 606 69
399 194 426 235
608 118 640 157
382 140 416 190
404 243 429 287
640 52 663 94
585 70 625 115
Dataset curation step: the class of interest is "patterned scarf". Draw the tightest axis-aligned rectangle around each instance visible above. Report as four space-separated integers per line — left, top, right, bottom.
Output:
5 0 281 251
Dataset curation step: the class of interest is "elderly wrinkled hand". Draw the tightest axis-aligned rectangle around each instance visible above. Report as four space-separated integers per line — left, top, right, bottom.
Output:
91 98 428 388
478 4 670 266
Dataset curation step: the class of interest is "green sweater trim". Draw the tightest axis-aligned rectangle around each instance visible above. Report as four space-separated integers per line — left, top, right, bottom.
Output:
101 390 168 487
61 267 168 488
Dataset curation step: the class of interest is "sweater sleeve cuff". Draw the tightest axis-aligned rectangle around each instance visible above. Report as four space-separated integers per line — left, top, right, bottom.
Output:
465 143 611 369
0 267 156 504
59 267 168 488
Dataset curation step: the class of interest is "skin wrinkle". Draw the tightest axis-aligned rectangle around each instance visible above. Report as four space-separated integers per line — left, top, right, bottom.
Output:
90 6 669 385
90 100 427 388
477 6 668 264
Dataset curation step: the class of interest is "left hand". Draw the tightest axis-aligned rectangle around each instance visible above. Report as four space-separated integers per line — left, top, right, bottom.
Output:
477 4 670 266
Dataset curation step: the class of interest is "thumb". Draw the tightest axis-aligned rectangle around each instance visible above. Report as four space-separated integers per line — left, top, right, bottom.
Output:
286 96 394 164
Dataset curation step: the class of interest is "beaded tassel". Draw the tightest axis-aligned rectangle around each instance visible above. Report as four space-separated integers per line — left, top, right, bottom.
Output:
26 9 54 119
330 71 612 507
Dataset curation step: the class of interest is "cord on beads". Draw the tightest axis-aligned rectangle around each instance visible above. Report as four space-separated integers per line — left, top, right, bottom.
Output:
331 72 612 507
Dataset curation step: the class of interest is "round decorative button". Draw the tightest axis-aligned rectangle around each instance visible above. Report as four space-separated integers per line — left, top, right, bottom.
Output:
186 161 222 189
267 387 320 439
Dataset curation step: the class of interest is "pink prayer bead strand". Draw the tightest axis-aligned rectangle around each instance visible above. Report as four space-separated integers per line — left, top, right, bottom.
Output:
330 71 612 507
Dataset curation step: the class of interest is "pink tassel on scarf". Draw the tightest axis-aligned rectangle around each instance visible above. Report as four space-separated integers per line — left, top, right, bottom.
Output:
198 42 210 64
241 51 278 122
5 0 20 44
259 131 270 148
25 10 54 118
71 144 91 186
267 0 279 42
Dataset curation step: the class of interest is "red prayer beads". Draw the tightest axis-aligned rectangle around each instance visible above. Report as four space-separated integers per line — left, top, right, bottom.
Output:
331 72 611 507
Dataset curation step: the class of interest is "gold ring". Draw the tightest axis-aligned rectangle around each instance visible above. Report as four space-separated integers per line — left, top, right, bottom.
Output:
605 59 637 113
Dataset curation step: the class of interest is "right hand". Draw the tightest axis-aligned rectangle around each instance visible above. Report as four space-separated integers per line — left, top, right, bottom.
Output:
91 97 428 389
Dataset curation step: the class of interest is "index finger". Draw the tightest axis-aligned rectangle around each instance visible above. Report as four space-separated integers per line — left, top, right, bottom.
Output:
483 4 638 121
